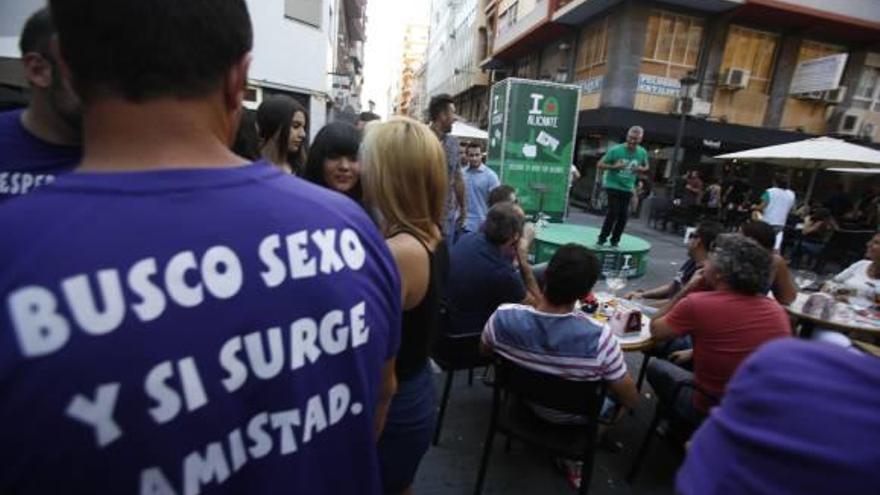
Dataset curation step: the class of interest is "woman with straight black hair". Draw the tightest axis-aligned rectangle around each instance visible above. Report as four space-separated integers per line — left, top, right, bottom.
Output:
256 94 308 174
304 121 362 202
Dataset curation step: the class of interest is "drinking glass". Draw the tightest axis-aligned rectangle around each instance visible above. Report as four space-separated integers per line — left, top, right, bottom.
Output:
604 270 627 298
793 269 818 291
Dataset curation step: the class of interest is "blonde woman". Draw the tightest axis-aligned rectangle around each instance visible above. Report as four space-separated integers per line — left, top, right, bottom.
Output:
362 117 449 494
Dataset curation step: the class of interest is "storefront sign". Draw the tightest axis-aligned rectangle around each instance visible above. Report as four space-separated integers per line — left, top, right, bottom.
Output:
578 76 604 95
637 74 680 97
486 78 580 222
789 53 849 94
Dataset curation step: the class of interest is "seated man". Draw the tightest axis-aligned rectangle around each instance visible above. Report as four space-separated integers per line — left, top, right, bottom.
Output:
446 202 540 335
648 234 791 423
677 339 880 495
626 220 723 305
481 243 639 488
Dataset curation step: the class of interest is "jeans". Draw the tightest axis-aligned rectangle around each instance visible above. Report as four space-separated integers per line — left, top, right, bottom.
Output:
599 188 633 245
646 358 702 424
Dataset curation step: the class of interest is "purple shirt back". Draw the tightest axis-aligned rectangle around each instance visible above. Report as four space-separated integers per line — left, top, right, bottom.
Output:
677 339 880 494
0 162 400 494
0 109 81 202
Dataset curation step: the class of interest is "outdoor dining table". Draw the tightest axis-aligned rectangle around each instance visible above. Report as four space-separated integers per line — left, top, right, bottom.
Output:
583 293 654 352
786 292 880 340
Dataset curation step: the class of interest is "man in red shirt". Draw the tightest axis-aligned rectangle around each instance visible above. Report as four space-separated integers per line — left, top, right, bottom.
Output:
648 234 791 420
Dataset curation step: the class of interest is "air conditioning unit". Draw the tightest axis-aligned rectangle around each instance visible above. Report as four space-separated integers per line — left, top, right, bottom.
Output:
243 85 262 110
861 122 877 141
675 98 712 117
824 86 847 104
720 68 750 90
838 111 864 135
796 91 825 101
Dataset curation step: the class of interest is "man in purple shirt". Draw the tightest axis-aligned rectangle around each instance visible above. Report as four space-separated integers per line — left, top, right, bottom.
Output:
678 339 880 494
0 1 400 494
0 8 81 202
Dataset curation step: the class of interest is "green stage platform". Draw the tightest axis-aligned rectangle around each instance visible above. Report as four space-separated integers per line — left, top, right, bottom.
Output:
532 223 652 278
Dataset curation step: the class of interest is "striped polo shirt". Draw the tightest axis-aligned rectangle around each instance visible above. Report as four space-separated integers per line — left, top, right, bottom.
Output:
482 304 627 422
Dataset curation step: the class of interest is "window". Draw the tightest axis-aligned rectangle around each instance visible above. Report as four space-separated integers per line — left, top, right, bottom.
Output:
719 26 779 93
854 65 880 112
575 17 608 81
641 10 704 80
285 0 322 28
497 1 519 37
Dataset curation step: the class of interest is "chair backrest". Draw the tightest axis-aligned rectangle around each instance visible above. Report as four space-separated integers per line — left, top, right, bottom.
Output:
493 355 606 417
432 331 487 370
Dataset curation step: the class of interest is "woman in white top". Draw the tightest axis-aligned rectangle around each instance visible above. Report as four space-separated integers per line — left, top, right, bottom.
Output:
833 233 880 299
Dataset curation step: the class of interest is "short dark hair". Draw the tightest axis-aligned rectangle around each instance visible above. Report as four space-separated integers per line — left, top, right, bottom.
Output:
740 220 775 251
811 207 832 222
695 221 724 251
49 0 253 102
544 244 599 305
428 94 454 121
466 142 482 152
488 185 516 207
773 174 790 189
358 111 380 123
483 202 523 245
256 95 309 174
304 121 362 200
20 8 53 56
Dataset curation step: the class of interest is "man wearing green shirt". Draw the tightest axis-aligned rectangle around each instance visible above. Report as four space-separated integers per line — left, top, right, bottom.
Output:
597 126 650 247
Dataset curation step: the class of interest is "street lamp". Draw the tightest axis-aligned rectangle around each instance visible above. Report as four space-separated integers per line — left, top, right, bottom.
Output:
669 72 699 200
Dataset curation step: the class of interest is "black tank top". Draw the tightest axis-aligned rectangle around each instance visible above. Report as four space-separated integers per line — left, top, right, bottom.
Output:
393 232 449 381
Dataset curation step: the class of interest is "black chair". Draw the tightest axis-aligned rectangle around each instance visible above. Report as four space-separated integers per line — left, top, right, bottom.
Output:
474 355 607 495
626 381 719 483
431 331 490 445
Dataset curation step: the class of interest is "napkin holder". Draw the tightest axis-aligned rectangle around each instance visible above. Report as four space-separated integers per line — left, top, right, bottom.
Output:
609 308 642 336
803 293 834 320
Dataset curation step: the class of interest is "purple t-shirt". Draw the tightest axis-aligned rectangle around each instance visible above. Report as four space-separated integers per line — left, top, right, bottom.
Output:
677 339 880 495
0 162 401 494
0 109 81 202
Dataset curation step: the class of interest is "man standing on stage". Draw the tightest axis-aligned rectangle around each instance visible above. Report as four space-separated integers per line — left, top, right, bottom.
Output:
597 126 650 248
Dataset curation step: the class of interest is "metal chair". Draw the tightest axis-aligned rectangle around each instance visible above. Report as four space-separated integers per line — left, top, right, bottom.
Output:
474 355 607 495
626 381 719 483
431 330 490 446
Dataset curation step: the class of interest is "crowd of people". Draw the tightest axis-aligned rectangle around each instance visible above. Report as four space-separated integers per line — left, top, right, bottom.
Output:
0 2 878 495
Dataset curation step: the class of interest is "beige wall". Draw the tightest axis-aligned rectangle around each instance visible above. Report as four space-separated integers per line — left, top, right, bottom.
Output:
711 90 770 127
634 93 675 113
579 92 601 111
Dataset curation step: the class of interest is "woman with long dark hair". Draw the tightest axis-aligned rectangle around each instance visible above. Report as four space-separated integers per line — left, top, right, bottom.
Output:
304 121 362 202
256 94 308 174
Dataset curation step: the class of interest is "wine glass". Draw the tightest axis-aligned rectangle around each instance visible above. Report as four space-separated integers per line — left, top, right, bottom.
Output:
604 270 627 298
793 269 817 291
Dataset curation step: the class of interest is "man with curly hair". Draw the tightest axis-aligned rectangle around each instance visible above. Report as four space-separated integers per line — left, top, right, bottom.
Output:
647 234 792 421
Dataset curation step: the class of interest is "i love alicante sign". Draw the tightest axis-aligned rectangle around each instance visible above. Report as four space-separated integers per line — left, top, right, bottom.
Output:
487 78 579 222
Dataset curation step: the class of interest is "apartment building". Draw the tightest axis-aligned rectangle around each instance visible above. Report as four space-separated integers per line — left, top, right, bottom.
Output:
425 0 491 127
390 23 429 116
479 0 880 192
0 0 368 138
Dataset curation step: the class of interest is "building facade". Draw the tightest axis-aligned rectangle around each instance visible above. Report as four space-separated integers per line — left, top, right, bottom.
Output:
0 0 368 137
478 0 880 198
425 0 491 128
390 23 429 116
